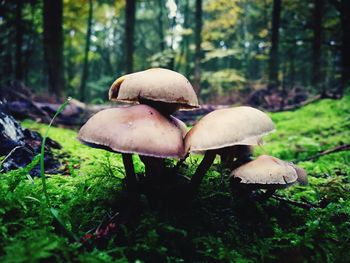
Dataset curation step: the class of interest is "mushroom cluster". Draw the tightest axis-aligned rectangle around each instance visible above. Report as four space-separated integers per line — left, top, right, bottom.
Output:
78 67 307 204
78 68 198 203
184 105 307 196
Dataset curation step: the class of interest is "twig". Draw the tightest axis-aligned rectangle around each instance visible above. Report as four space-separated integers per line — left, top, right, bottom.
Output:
94 212 120 237
10 89 52 123
81 211 121 244
0 146 33 171
271 194 319 210
297 144 350 162
269 95 321 112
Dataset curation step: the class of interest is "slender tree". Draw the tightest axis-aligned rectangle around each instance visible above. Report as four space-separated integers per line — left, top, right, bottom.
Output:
268 0 281 90
340 0 350 95
312 0 324 95
80 0 93 102
158 0 165 52
175 0 189 73
193 0 202 94
15 0 23 81
329 0 350 96
43 0 64 99
125 0 136 74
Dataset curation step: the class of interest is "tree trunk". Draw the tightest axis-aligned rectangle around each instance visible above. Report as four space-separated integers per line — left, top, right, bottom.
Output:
80 0 93 102
340 0 350 95
175 0 189 73
167 0 178 70
268 0 281 90
193 0 202 95
15 0 23 81
43 0 64 99
311 0 324 95
125 0 136 74
158 0 165 52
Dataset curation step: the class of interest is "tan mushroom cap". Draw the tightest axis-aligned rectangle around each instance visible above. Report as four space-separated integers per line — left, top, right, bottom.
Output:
230 155 299 189
185 106 274 153
109 68 199 110
78 105 187 159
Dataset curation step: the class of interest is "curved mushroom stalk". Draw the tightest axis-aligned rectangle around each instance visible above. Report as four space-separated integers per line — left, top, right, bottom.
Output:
122 153 139 201
189 150 217 194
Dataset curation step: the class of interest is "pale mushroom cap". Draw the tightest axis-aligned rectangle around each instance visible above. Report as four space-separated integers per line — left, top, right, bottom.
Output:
78 105 187 159
109 68 199 110
185 106 275 153
230 155 298 189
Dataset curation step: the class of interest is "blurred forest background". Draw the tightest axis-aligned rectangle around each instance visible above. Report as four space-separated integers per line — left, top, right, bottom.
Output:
0 0 349 107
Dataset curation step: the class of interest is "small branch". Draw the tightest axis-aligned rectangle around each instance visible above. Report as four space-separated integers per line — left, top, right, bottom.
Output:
94 212 120 238
81 211 121 244
271 194 319 210
0 146 32 169
269 95 321 112
297 144 350 162
10 89 52 122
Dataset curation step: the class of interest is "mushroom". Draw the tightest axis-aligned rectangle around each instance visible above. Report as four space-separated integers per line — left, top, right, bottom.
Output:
109 68 199 114
77 105 187 201
184 106 274 193
230 155 308 197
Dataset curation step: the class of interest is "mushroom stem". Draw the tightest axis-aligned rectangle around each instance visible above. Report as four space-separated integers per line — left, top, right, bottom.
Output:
172 153 189 175
219 145 252 170
122 153 138 199
140 156 165 182
139 98 180 115
190 150 217 193
219 147 235 169
254 189 276 201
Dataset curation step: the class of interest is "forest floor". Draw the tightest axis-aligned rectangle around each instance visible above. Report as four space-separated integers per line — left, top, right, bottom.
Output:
1 96 350 262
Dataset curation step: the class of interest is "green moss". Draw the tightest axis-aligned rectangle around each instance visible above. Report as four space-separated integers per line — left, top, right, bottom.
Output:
1 96 350 262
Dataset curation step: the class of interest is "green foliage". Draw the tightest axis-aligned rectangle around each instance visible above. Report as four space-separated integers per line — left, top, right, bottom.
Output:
0 0 345 103
201 69 246 101
1 97 350 262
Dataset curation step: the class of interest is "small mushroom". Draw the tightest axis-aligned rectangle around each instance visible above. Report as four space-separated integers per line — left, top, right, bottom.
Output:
185 106 274 193
230 155 308 197
109 68 199 114
78 105 187 201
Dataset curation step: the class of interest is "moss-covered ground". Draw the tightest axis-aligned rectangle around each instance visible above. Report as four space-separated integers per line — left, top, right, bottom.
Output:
1 96 350 262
